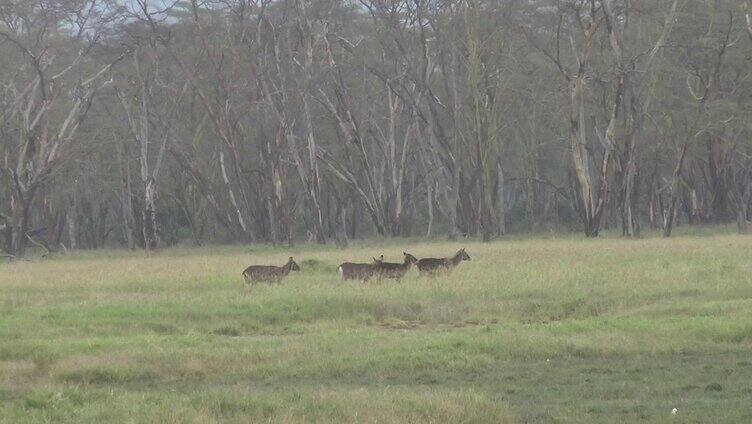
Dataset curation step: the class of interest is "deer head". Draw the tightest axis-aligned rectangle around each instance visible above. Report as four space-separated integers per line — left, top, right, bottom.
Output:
459 248 471 261
287 257 301 271
403 252 418 264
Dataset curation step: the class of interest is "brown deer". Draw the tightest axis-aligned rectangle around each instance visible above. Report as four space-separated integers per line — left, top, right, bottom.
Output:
374 252 418 280
337 255 383 281
242 257 300 285
416 248 471 275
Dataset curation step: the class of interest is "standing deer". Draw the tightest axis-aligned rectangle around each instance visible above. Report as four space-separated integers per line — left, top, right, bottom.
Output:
242 257 300 285
416 248 471 275
338 255 383 281
374 252 418 280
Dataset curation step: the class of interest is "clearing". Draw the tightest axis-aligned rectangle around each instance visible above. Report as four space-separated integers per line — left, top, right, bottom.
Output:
1 232 751 422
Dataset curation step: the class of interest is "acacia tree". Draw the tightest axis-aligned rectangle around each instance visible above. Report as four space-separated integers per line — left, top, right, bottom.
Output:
0 0 127 256
523 1 611 237
116 51 187 250
289 0 327 243
601 0 679 237
663 8 735 237
2 0 751 253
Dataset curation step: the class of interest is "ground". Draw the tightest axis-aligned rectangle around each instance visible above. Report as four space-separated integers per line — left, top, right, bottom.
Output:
1 229 751 423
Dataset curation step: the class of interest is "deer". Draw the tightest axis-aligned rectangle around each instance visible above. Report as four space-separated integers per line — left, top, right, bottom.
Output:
242 257 300 285
337 255 383 282
373 252 418 280
416 248 471 276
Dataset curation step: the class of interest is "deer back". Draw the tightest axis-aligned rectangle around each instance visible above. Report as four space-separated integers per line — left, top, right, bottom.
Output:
338 262 378 281
416 257 449 272
242 264 287 284
375 264 410 279
374 253 417 279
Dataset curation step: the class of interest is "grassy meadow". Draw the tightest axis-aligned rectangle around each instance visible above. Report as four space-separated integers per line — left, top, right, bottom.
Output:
1 230 752 423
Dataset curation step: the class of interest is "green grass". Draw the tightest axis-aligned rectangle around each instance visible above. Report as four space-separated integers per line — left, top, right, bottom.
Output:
1 232 752 422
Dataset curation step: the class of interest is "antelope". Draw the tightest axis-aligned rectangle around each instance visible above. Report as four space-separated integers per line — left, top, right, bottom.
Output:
416 248 471 275
338 255 383 281
373 252 418 280
242 257 300 285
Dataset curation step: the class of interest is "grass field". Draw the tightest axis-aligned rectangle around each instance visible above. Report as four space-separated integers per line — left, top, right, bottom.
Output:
1 231 752 423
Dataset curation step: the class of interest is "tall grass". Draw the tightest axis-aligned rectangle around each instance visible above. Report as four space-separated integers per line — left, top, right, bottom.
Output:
1 232 751 422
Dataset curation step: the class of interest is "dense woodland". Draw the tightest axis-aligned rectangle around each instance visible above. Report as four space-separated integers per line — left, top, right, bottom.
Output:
1 0 752 256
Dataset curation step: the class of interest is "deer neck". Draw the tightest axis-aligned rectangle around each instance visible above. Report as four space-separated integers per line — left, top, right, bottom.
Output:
402 258 413 269
450 252 463 266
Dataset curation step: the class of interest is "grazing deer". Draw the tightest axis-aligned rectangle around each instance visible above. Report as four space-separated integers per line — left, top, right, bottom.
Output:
338 255 383 281
374 252 418 280
416 248 471 275
242 257 300 285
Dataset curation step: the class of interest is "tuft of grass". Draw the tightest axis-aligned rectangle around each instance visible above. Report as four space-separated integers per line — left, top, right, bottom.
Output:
1 230 752 422
211 326 241 337
299 258 334 273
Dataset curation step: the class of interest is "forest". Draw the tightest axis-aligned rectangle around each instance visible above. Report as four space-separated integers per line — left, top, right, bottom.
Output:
2 0 752 256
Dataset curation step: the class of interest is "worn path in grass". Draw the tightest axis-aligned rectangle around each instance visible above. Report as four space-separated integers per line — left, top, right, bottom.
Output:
1 234 751 422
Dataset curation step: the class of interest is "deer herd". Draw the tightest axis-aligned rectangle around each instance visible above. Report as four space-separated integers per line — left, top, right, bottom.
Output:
242 249 471 287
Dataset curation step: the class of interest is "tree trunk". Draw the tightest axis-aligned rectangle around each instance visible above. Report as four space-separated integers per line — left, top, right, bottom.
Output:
478 149 492 242
335 201 348 249
621 93 640 237
707 136 729 223
737 167 751 234
219 150 249 242
10 200 30 257
135 59 159 251
664 140 691 238
9 172 34 257
448 165 461 240
426 182 434 237
497 163 506 236
67 189 78 250
738 202 748 234
142 177 159 250
448 38 463 241
294 1 326 244
119 141 137 250
570 75 596 237
303 97 326 244
273 128 293 247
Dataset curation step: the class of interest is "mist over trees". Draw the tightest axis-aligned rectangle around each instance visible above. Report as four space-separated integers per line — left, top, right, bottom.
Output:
1 0 751 256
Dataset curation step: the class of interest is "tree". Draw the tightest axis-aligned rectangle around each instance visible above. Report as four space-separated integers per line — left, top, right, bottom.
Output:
0 0 127 256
